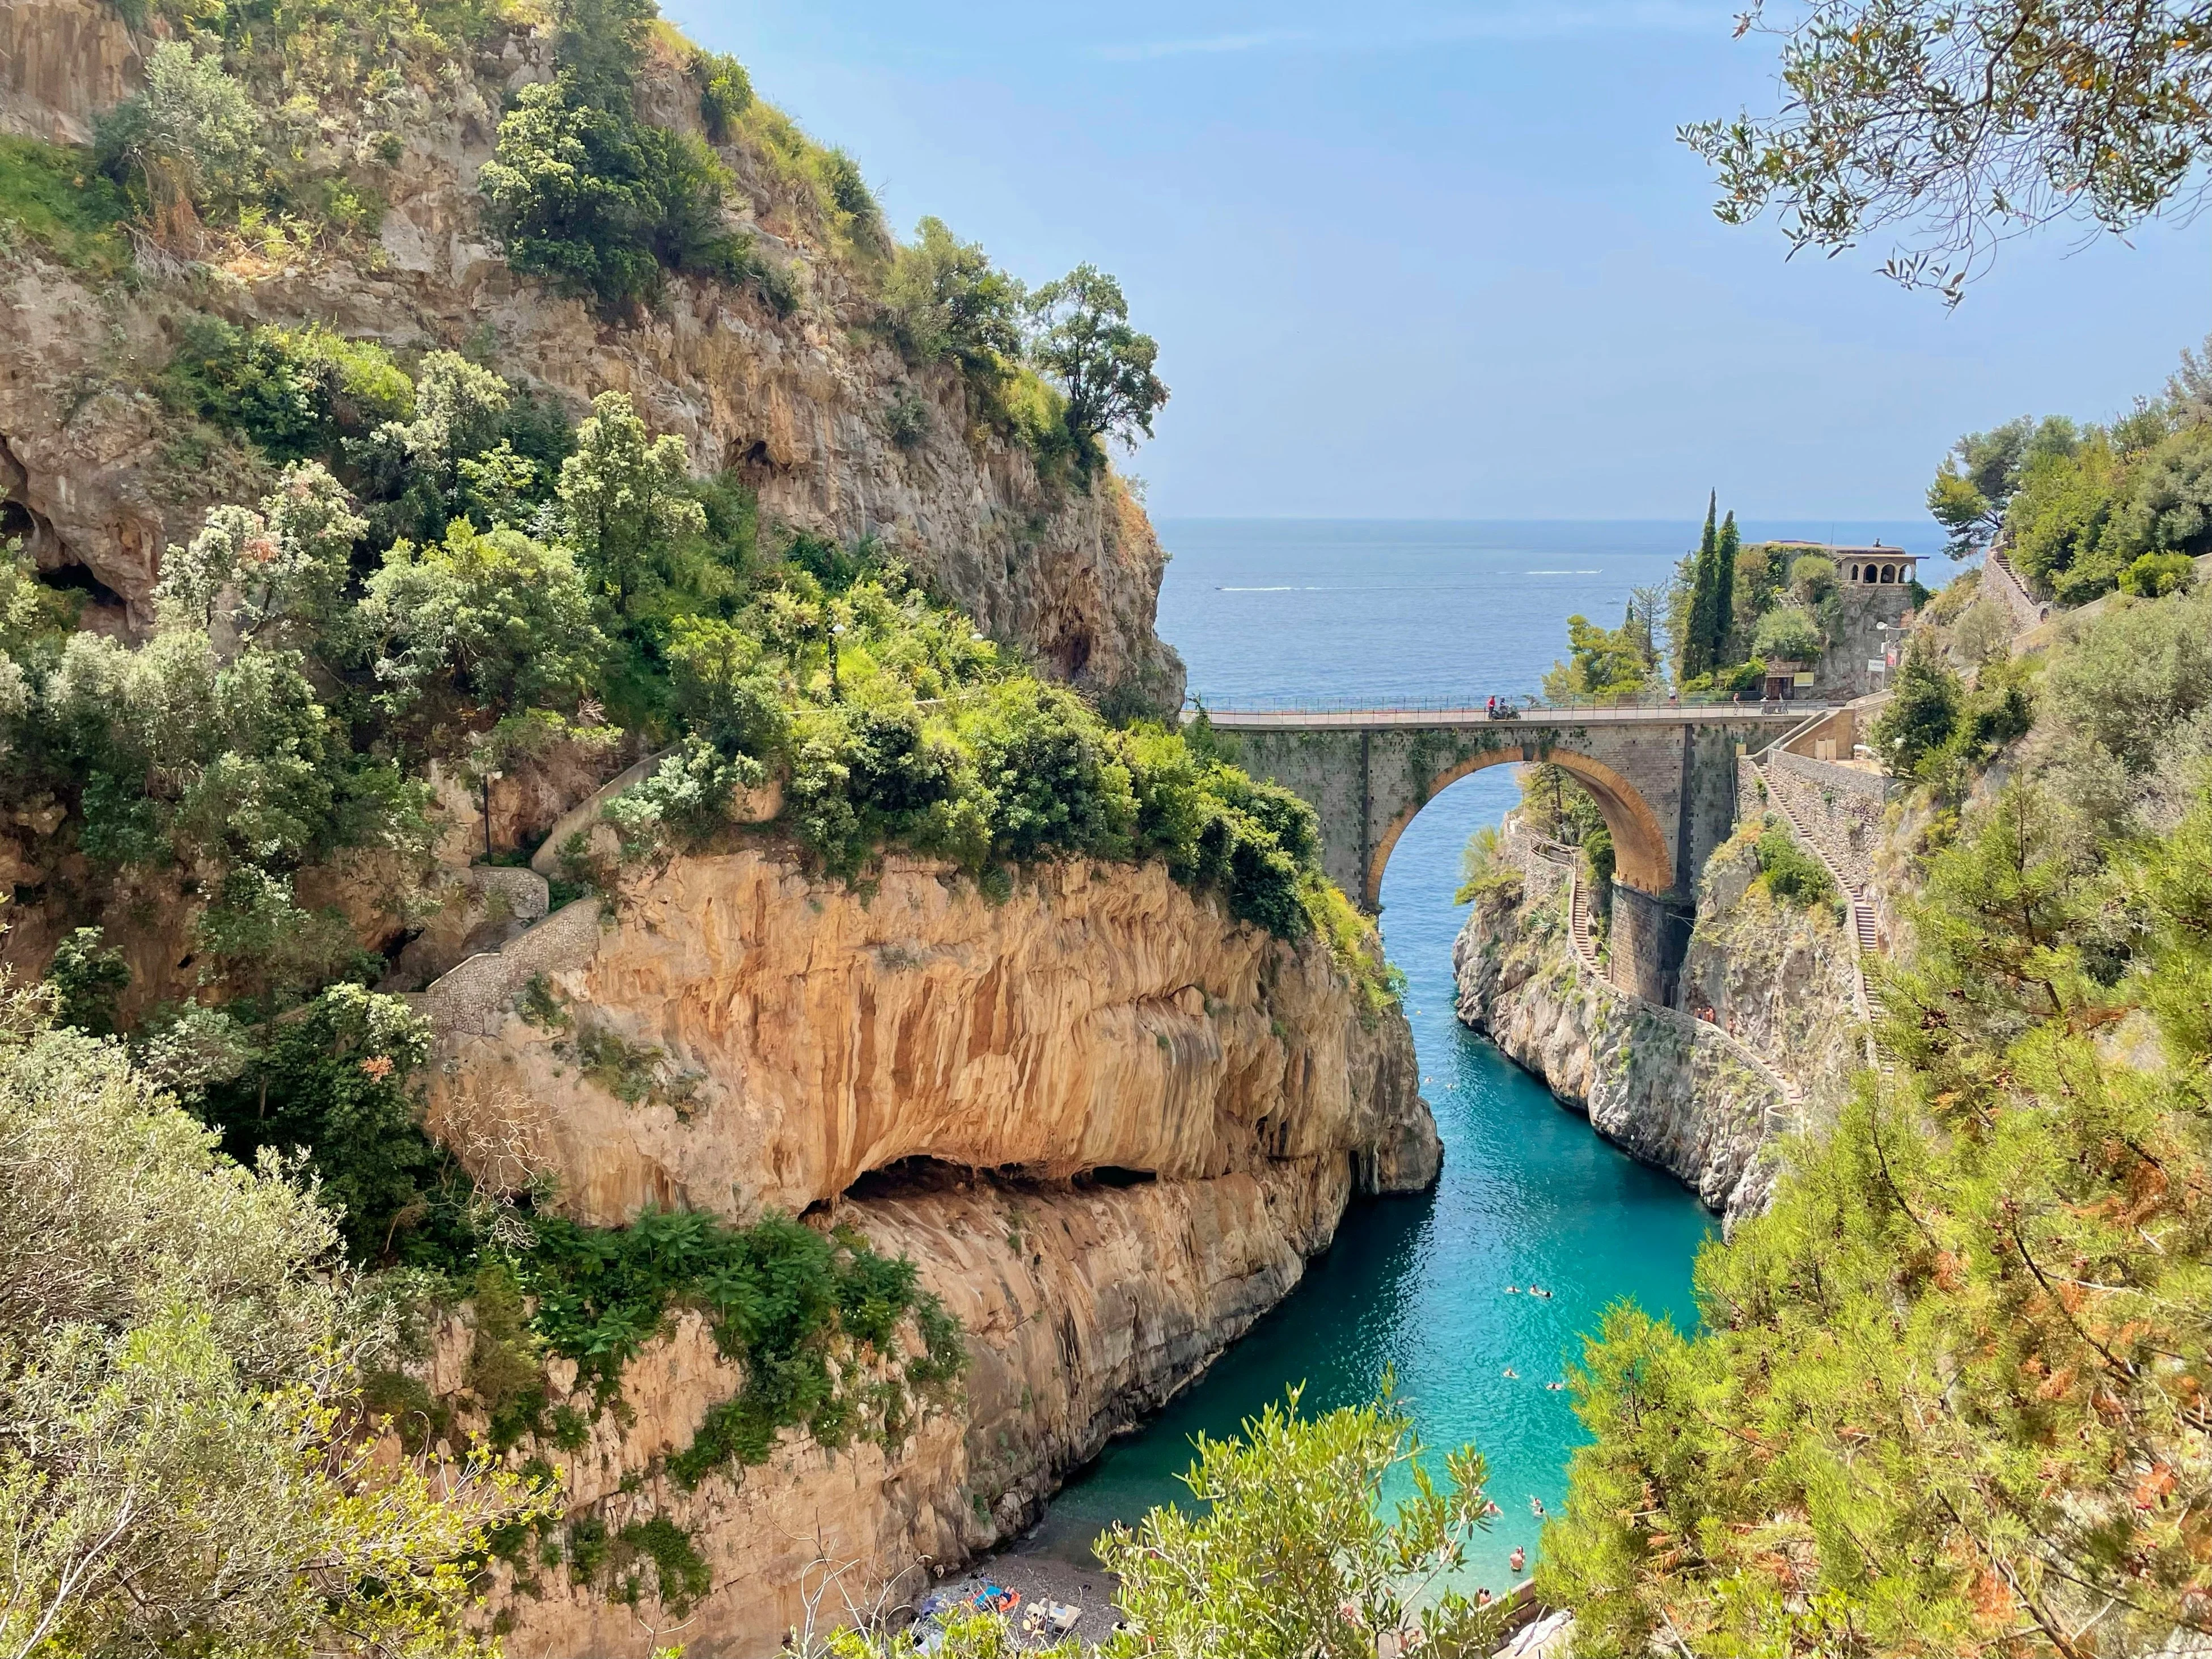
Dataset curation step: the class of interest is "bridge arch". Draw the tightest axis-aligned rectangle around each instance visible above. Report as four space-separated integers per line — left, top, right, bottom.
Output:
1361 745 1674 911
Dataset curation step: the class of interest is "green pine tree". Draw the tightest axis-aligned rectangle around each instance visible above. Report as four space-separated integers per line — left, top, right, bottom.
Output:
1681 492 1718 682
1710 508 1739 668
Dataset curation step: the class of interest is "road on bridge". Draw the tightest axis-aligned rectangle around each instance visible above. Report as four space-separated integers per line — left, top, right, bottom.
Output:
1195 702 1842 730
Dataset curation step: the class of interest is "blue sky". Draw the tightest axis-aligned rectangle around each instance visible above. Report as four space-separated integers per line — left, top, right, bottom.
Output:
664 0 2209 521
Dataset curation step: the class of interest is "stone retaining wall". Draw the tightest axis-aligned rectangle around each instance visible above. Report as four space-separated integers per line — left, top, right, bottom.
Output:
1983 548 2049 634
1761 752 1884 892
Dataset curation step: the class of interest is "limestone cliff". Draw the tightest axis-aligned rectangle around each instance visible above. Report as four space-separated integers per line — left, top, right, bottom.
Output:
0 0 1182 708
1450 828 1841 1226
409 845 1435 1656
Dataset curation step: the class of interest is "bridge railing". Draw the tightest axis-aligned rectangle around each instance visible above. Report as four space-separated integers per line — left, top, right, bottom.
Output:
1185 690 1849 717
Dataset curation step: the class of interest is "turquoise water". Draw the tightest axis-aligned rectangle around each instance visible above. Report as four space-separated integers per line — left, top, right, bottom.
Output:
1019 519 1939 1587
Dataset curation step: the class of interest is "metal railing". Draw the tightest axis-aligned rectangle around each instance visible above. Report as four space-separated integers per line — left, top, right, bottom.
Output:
1189 691 1847 719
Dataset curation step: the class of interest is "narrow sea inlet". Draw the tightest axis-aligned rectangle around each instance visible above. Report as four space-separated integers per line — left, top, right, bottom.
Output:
1018 518 1934 1584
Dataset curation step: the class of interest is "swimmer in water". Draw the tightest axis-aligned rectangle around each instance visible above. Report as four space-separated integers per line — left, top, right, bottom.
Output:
1510 1546 1526 1573
1502 1367 1519 1379
1530 1496 1546 1517
1546 1381 1565 1391
1530 1286 1552 1299
1505 1285 1519 1294
1483 1500 1502 1517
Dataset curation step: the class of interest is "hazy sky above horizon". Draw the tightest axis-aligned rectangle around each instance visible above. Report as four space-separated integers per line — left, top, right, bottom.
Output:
664 0 2209 522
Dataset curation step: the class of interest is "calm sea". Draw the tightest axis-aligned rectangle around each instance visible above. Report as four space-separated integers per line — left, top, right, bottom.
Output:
1017 517 1940 1587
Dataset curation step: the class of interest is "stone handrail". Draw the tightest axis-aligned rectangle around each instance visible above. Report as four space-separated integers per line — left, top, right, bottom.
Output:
529 746 674 878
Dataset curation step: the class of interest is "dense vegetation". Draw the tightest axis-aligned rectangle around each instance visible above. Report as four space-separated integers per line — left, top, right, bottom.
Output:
1539 569 2212 1654
0 0 1169 472
1926 347 2212 603
0 982 544 1656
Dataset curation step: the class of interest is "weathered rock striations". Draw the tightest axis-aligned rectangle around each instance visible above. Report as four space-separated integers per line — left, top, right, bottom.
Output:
413 846 1435 1656
422 847 1436 1222
1450 820 1856 1227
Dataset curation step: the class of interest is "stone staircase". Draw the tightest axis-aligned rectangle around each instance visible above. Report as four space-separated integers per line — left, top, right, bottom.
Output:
1555 842 1804 1125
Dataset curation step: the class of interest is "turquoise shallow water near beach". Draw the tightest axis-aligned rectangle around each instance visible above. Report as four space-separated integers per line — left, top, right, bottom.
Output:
1018 518 1938 1587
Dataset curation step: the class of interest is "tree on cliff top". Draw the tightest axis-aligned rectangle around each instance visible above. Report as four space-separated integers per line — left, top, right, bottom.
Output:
1927 415 2083 559
1026 265 1170 451
1543 606 1657 702
1684 0 2212 301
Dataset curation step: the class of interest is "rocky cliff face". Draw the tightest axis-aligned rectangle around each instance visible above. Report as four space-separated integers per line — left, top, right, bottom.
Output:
1451 831 1850 1226
1676 821 1863 1121
412 846 1435 1656
423 847 1434 1223
0 0 1183 707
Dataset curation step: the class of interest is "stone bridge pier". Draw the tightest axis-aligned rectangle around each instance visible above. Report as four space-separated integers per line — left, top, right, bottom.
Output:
1212 709 1800 1004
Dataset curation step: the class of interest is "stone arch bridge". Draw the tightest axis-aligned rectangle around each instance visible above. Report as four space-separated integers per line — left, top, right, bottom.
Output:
1206 703 1824 1003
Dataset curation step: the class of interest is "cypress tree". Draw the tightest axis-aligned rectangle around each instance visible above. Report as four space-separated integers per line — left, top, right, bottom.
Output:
1711 509 1740 668
1682 492 1718 681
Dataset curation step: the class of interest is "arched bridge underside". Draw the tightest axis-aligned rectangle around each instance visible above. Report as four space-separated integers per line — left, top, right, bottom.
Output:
1211 706 1818 1003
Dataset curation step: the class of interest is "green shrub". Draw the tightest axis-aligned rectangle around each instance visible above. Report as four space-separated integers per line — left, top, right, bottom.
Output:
164 318 413 466
886 386 931 449
1749 602 1821 662
517 1206 963 1483
1872 643 1963 776
0 539 83 658
0 136 132 276
2122 548 2197 597
883 216 1025 395
1454 824 1513 905
1752 822 1838 911
95 41 262 222
479 77 746 313
46 926 132 1035
609 1516 710 1614
361 521 610 720
194 984 440 1261
692 50 753 141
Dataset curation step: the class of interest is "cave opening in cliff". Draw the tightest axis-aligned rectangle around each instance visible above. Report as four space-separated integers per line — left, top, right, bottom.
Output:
839 1156 1159 1204
2 500 132 624
1074 1166 1156 1189
840 1156 984 1202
